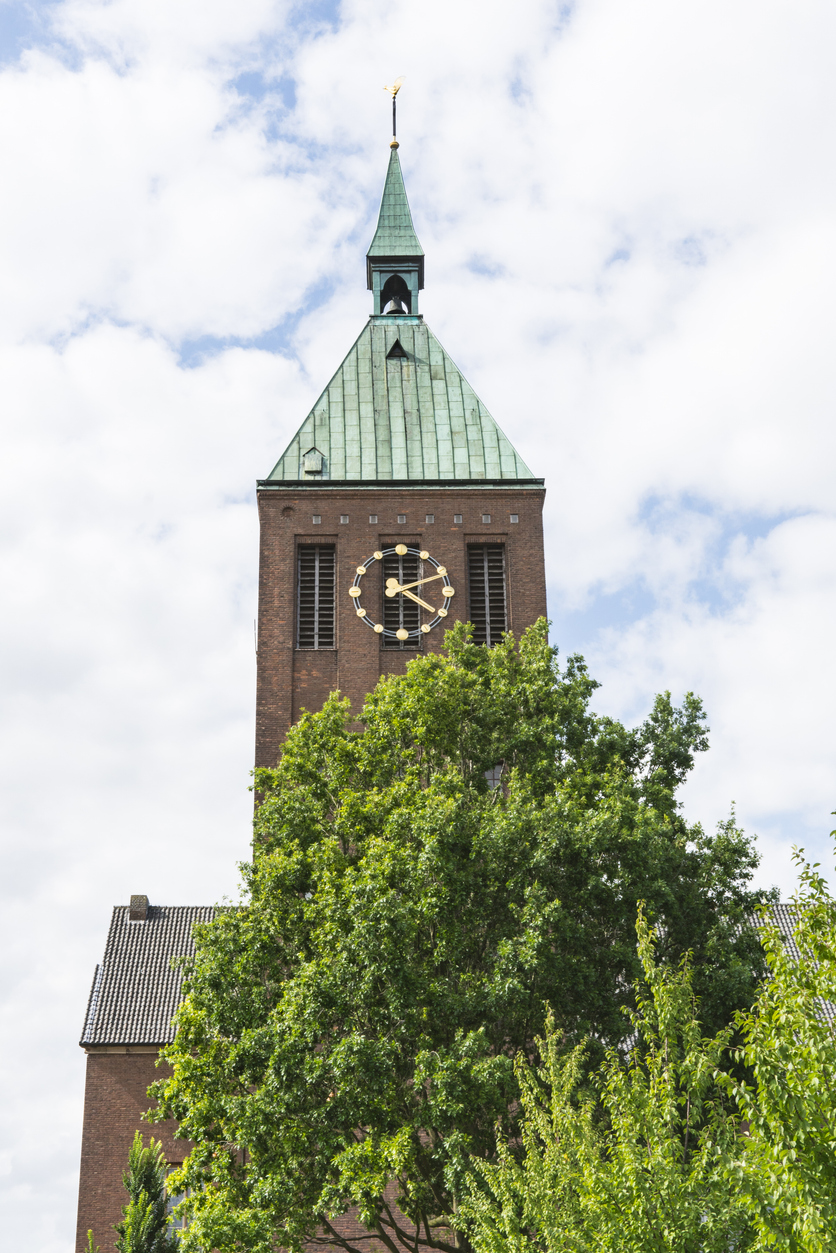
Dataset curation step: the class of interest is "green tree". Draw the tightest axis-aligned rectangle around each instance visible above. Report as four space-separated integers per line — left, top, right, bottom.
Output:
726 840 836 1252
114 1131 179 1253
153 621 767 1253
462 911 753 1253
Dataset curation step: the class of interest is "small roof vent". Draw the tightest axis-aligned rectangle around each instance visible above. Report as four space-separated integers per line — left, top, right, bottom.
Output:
129 894 149 921
302 447 324 475
386 338 408 359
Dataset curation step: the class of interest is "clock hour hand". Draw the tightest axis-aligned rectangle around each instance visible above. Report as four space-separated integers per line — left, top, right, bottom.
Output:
400 588 436 613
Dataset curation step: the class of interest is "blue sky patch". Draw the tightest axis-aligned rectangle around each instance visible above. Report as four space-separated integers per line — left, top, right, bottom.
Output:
0 0 56 65
674 234 708 267
466 254 506 278
549 580 657 658
640 491 799 542
287 0 341 35
177 276 337 368
605 247 631 266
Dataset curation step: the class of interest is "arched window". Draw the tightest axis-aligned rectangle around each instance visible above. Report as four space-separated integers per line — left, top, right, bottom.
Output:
381 273 412 314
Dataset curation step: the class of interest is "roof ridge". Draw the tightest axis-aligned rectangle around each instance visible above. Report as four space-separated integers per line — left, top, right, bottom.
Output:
111 903 217 912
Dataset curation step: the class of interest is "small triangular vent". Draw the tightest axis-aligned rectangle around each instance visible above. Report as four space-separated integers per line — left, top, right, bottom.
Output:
386 338 408 359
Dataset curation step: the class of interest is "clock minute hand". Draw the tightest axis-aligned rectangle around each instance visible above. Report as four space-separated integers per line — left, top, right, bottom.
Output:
400 589 436 613
394 571 446 593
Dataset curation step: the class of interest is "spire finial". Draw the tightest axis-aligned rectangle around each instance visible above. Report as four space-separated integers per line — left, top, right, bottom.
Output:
383 76 405 148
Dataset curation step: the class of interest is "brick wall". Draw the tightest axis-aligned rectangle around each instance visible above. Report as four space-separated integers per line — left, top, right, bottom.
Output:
256 484 547 768
75 1050 190 1253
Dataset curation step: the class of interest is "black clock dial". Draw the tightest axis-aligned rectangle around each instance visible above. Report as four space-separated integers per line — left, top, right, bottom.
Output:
348 545 455 640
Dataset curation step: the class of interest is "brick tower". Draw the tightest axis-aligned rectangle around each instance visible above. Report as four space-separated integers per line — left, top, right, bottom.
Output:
74 138 547 1251
255 139 546 765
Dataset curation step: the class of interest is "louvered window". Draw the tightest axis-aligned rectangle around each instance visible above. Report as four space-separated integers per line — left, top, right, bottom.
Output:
297 545 335 649
382 549 421 649
467 545 507 646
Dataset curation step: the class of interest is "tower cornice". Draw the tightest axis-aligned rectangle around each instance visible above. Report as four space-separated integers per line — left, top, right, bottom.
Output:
256 479 546 491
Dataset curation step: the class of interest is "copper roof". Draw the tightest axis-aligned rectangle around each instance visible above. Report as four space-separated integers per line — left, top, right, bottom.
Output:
366 146 424 262
264 317 535 483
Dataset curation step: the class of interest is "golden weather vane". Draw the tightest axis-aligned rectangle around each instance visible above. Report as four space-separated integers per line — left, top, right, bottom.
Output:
383 76 405 147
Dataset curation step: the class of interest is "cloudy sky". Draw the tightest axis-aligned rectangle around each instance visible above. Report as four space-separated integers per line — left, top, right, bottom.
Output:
2 0 835 1245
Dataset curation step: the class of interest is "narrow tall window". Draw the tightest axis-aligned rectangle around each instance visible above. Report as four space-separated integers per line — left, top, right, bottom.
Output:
166 1170 187 1232
467 545 507 645
382 549 421 649
297 545 335 648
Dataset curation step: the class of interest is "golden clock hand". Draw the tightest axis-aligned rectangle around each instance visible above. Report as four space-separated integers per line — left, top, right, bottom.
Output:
386 571 447 593
400 588 437 613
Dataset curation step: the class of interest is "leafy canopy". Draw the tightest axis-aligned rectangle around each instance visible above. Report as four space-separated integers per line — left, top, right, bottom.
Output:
725 838 836 1253
462 911 754 1253
153 621 766 1253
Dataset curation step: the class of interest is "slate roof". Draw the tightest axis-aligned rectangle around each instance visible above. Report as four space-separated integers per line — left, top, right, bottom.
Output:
752 903 835 1023
264 317 536 483
78 903 835 1050
367 147 424 261
763 903 806 961
80 905 215 1047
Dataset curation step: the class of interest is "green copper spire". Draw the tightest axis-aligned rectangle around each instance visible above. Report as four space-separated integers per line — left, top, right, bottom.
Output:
261 129 539 487
366 147 424 309
367 147 424 261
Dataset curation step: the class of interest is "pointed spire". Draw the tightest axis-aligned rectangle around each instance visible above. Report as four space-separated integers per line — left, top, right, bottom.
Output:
367 147 424 262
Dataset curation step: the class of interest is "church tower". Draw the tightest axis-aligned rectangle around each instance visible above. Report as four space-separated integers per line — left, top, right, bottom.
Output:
255 140 546 765
74 135 547 1252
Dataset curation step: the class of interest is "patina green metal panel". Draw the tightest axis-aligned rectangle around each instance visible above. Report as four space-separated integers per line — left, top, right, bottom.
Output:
367 148 424 259
265 318 535 482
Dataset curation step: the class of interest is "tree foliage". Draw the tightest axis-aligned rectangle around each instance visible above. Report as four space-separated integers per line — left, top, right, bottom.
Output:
464 840 836 1253
114 1131 179 1253
462 911 753 1253
725 840 836 1252
153 621 767 1253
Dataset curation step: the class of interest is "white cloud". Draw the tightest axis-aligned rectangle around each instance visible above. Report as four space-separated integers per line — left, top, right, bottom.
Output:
53 0 287 67
1 0 836 1246
585 514 836 891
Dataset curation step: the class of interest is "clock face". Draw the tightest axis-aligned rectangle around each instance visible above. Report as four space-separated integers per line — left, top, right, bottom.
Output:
349 544 456 641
